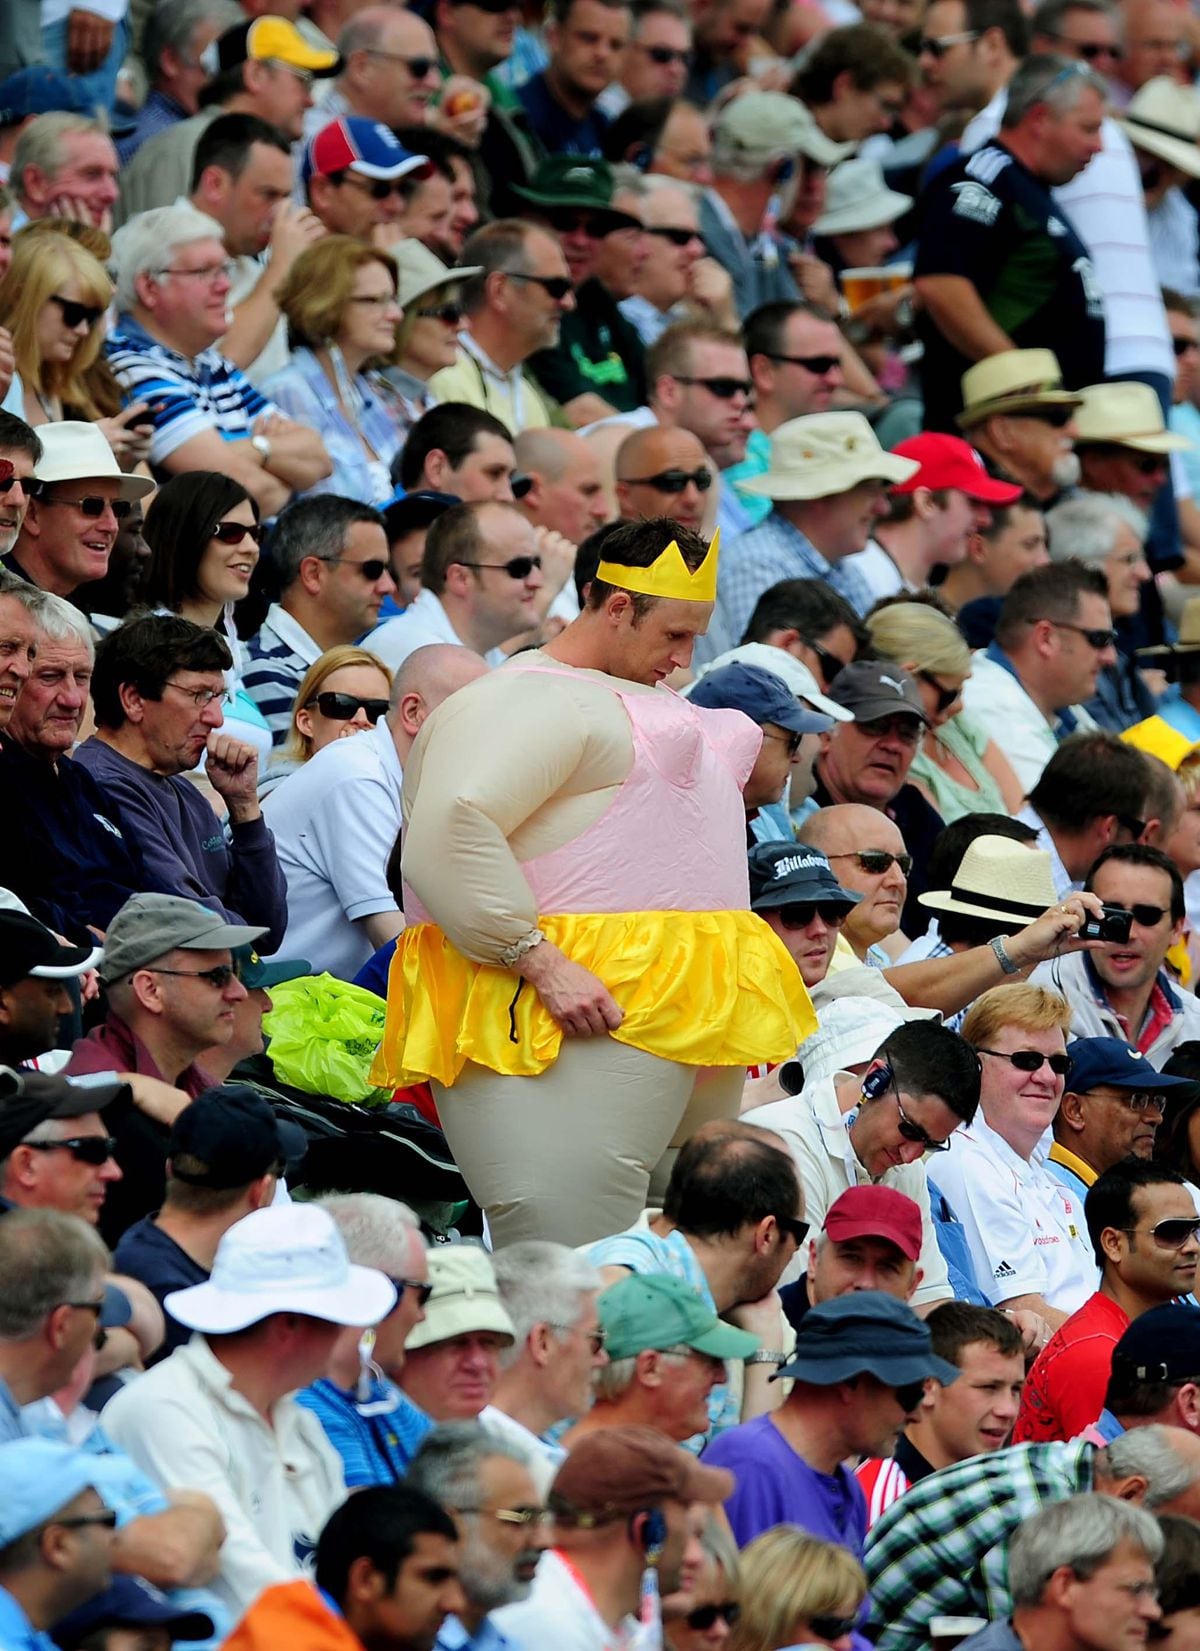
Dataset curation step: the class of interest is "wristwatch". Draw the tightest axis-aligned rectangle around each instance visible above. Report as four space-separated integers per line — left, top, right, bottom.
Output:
744 1350 787 1366
251 433 272 462
990 935 1020 976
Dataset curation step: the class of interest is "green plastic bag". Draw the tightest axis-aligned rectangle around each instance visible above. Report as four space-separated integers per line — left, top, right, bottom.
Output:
262 975 392 1106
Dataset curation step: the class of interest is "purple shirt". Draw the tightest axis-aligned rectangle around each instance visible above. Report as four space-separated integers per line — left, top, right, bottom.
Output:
701 1414 869 1552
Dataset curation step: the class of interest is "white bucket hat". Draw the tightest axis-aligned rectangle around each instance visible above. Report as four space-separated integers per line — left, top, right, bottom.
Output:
812 157 913 236
1071 382 1191 454
792 996 939 1089
32 421 155 502
1120 76 1200 178
690 641 854 721
403 1243 515 1352
164 1204 397 1334
919 835 1057 926
739 412 919 502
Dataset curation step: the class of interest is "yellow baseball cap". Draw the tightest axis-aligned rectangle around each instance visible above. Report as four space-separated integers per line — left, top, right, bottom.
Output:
202 17 339 77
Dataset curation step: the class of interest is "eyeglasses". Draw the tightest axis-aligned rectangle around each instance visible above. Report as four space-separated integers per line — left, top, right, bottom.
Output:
686 1605 741 1630
51 294 103 329
211 520 263 546
1041 30 1119 58
506 272 574 300
1049 619 1118 650
308 691 390 723
457 1505 554 1526
674 374 752 400
895 1089 952 1153
918 670 961 714
1011 404 1075 429
39 494 131 519
147 964 239 988
762 728 804 757
776 900 850 929
324 556 391 580
1120 1217 1200 1249
416 301 463 325
977 1047 1072 1076
826 849 913 877
28 1137 117 1166
805 637 847 685
156 260 235 285
918 27 980 53
53 1510 119 1532
1174 335 1199 356
1087 1087 1169 1112
272 60 315 87
387 1275 435 1305
809 1616 861 1641
645 224 702 247
636 41 694 64
763 352 841 375
546 1321 607 1353
367 48 438 75
162 680 223 707
622 467 712 494
457 555 542 579
349 291 400 308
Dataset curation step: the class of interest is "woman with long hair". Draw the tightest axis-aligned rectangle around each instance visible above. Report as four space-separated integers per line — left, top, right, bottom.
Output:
260 644 393 797
726 1528 866 1651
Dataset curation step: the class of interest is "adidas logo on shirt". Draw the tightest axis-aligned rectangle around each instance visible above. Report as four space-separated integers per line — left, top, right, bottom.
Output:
993 1259 1018 1281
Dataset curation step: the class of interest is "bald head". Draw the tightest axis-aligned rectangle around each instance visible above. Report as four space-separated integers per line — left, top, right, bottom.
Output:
799 803 905 858
801 804 907 952
392 643 489 715
514 428 592 485
641 183 699 230
616 425 708 482
514 429 607 541
615 426 711 532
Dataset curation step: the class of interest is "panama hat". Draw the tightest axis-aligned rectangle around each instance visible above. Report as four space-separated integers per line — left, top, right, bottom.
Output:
739 412 919 502
919 835 1057 926
33 421 154 502
1072 381 1191 453
391 240 482 311
1120 76 1200 178
812 157 912 236
957 348 1083 429
1135 594 1200 659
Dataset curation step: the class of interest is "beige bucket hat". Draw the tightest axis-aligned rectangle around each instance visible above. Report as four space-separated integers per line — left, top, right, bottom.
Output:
1071 381 1190 453
812 157 913 236
957 348 1083 430
403 1243 515 1352
738 412 919 502
390 239 482 311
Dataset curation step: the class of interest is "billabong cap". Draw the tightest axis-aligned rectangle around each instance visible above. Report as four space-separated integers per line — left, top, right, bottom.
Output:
303 116 432 187
550 1425 733 1523
169 1084 308 1189
201 16 339 76
827 660 930 726
889 432 1024 504
773 1290 959 1386
688 661 832 734
598 1272 760 1362
54 1578 214 1651
100 895 265 984
748 843 861 912
0 911 102 985
0 1067 130 1160
0 1440 102 1545
824 1185 922 1261
1065 1037 1195 1096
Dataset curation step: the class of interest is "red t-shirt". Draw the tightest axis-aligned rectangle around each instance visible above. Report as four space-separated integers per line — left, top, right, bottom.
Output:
1014 1292 1130 1444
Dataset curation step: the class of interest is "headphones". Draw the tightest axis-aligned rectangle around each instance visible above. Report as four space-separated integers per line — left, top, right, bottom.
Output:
861 1063 894 1102
630 1508 667 1560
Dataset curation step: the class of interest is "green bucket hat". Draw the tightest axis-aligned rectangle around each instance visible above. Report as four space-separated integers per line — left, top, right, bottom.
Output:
512 155 640 232
598 1273 760 1362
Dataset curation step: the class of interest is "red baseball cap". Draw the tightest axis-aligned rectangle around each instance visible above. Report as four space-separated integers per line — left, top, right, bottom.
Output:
889 432 1023 504
823 1185 922 1261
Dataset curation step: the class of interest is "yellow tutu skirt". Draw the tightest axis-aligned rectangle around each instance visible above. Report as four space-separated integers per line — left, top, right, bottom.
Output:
371 909 816 1088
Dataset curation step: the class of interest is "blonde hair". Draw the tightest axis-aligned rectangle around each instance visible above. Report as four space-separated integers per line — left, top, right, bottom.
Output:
0 229 114 416
1178 749 1200 806
726 1528 865 1651
961 982 1072 1050
276 235 398 354
867 600 971 679
281 645 392 765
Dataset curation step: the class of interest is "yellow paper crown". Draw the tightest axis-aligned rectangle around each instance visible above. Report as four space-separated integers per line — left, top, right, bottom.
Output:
596 529 720 604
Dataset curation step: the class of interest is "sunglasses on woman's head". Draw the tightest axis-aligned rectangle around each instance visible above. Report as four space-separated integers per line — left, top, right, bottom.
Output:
51 293 103 329
308 691 390 723
686 1604 740 1630
976 1047 1072 1076
211 521 263 546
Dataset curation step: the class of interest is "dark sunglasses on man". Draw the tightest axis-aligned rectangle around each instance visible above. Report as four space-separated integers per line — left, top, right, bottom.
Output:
623 468 713 494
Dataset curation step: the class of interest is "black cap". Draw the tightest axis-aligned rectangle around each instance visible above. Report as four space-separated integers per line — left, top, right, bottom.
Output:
1109 1303 1200 1389
0 911 103 987
827 660 931 727
382 489 460 544
169 1084 307 1189
0 1068 131 1159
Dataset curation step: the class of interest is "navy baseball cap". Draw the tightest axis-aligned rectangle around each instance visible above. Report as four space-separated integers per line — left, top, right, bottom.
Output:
169 1084 307 1188
54 1578 214 1651
688 662 832 734
382 489 460 543
748 843 861 913
1109 1303 1200 1388
0 67 92 124
773 1290 960 1387
1065 1037 1195 1097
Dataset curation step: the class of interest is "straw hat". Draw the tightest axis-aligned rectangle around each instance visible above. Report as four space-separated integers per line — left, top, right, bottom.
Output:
919 835 1057 926
812 157 912 236
1135 594 1200 658
1120 76 1200 179
390 239 481 310
956 348 1082 430
738 412 919 502
1072 381 1190 453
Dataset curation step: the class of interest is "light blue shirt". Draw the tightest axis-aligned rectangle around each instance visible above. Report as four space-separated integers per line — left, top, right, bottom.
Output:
0 1586 57 1651
438 1613 520 1651
262 348 401 505
1157 689 1200 745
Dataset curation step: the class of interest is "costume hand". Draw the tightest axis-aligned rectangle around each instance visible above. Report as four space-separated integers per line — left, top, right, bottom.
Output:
66 7 114 72
517 940 623 1037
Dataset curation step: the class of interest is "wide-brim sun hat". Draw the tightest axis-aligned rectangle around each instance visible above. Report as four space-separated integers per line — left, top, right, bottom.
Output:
1071 381 1191 454
391 239 483 311
33 421 154 502
739 411 919 502
1135 594 1200 659
811 157 913 236
1120 75 1200 179
956 348 1082 429
920 835 1057 926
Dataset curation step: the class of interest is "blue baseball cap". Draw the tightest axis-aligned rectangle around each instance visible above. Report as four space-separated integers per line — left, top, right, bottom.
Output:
0 67 93 124
748 843 861 913
688 662 832 735
0 1440 103 1544
1065 1037 1196 1096
773 1290 960 1387
54 1578 214 1650
302 116 432 188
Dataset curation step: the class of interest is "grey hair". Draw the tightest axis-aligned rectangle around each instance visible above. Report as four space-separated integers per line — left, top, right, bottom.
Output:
1008 1494 1163 1606
1046 495 1127 566
11 114 110 206
317 1193 423 1270
609 165 652 200
110 203 226 313
1098 1425 1200 1508
1001 53 1108 125
33 591 95 656
0 571 50 615
407 1420 533 1508
457 220 539 315
491 1241 601 1367
592 1353 638 1402
144 0 242 80
0 1209 109 1339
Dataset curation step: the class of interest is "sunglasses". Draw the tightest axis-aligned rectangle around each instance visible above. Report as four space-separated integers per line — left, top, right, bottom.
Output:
778 1214 811 1245
27 1136 118 1166
1050 620 1118 650
148 964 239 988
894 1379 929 1413
341 173 413 201
1132 452 1169 474
674 374 752 399
1118 814 1147 840
40 494 132 519
1123 902 1170 926
416 301 463 325
460 0 520 13
545 208 610 238
326 556 391 580
809 1617 861 1641
1120 1217 1200 1250
764 351 841 375
686 1605 741 1630
0 466 34 496
624 467 712 494
826 849 913 877
308 691 390 723
458 554 542 578
646 224 701 247
977 1047 1072 1076
638 41 693 64
762 728 804 757
54 1510 119 1532
1174 335 1198 355
918 26 980 53
776 900 851 929
806 637 847 685
895 1092 952 1153
211 520 263 546
51 293 104 328
918 669 960 713
507 272 574 300
1043 31 1118 58
1010 404 1075 429
388 1275 435 1305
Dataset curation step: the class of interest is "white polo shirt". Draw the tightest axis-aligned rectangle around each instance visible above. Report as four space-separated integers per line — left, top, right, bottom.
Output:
262 716 402 980
928 1115 1096 1313
368 589 471 673
494 1549 635 1651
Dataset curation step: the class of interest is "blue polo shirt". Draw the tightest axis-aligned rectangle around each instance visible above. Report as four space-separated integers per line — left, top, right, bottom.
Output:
0 1585 58 1651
